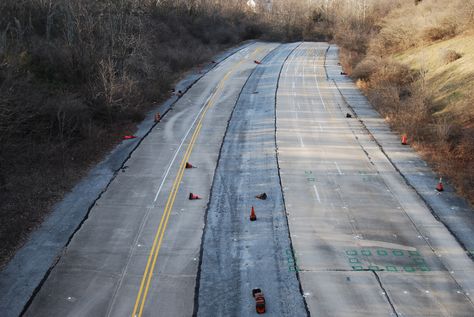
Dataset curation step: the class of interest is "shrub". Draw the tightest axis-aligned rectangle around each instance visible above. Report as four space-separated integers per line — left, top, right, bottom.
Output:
423 23 457 42
369 60 417 87
352 57 380 80
443 49 462 64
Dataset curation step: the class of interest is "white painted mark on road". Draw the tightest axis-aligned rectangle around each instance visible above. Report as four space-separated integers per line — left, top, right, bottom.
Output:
298 134 305 147
313 55 327 111
313 185 321 203
153 98 208 203
319 123 323 132
334 161 343 175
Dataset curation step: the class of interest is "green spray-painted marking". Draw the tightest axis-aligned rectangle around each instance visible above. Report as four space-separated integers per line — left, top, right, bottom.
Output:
305 171 313 175
361 250 372 256
386 266 398 272
286 249 299 272
412 258 426 265
393 250 404 256
289 265 300 272
368 265 380 271
344 248 429 274
307 178 315 182
403 266 416 272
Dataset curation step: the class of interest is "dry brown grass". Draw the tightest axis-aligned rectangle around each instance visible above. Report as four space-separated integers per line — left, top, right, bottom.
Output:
443 49 463 64
338 0 474 205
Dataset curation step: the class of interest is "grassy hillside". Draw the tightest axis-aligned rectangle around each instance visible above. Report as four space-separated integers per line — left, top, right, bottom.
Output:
395 34 474 122
346 0 474 205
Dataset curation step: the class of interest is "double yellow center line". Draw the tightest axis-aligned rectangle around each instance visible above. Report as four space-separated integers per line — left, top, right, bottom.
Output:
131 47 262 317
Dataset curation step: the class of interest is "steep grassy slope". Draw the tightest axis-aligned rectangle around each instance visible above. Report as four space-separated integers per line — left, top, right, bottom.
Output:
396 34 474 122
346 0 474 204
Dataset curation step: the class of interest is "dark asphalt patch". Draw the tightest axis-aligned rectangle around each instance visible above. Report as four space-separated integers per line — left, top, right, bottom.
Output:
196 43 308 317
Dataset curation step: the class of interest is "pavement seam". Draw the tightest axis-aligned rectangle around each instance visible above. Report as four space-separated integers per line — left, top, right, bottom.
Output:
330 73 474 263
192 43 282 317
326 47 474 308
16 42 256 317
274 41 311 317
372 271 400 317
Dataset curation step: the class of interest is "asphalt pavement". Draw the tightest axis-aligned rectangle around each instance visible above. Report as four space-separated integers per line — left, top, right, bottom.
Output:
196 42 307 317
2 41 473 317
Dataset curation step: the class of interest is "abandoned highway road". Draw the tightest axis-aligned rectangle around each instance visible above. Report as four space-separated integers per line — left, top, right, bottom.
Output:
16 42 474 316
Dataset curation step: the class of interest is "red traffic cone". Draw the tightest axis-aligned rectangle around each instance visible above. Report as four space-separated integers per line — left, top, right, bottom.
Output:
436 178 444 192
189 193 201 200
123 135 137 140
250 206 257 221
252 288 266 314
185 162 195 169
154 112 161 123
401 135 408 145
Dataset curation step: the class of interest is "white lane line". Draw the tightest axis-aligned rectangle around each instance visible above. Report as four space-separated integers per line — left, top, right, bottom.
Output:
313 184 321 203
334 161 343 175
313 52 327 111
153 101 207 202
319 123 324 132
298 134 305 148
105 72 215 317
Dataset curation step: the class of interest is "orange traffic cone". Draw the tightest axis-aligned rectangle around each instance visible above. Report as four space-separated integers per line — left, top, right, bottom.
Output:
250 206 257 221
254 60 262 65
154 112 161 123
401 135 408 145
189 193 201 200
185 162 195 169
436 178 444 192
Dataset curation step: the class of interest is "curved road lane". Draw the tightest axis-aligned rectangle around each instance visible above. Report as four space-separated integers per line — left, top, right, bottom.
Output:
196 43 308 317
24 42 279 317
276 42 474 316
